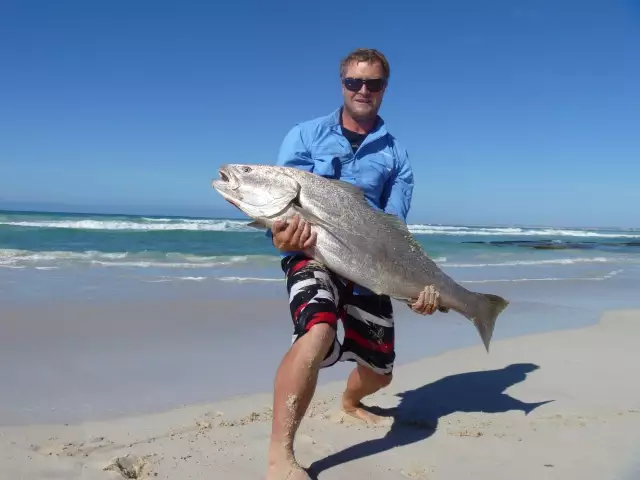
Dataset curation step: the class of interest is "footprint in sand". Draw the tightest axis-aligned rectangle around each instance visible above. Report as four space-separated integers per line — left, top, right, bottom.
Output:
326 409 394 428
400 466 432 479
297 433 316 444
295 432 334 455
268 463 313 480
33 436 117 458
34 416 217 461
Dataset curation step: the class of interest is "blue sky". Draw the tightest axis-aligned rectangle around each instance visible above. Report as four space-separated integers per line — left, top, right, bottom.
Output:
1 0 638 227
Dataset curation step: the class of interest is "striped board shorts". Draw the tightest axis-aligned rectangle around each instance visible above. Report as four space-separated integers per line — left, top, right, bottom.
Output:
281 254 395 376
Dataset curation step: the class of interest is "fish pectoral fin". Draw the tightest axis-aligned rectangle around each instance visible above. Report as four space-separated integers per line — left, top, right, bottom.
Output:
295 209 323 227
246 220 266 229
323 227 356 254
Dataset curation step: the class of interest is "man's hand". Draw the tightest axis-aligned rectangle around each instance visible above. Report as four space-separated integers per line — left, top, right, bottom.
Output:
271 215 317 252
411 285 450 315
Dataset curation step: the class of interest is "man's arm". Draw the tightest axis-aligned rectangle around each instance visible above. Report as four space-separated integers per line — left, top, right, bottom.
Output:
381 145 414 222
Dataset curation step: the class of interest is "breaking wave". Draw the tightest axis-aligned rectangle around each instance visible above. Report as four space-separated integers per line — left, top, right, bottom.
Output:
0 249 275 269
445 257 627 268
0 218 257 232
1 248 634 272
407 225 640 238
461 269 624 283
2 216 638 239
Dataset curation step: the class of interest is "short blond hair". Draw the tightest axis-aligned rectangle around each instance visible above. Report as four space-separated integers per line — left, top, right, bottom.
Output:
339 48 390 80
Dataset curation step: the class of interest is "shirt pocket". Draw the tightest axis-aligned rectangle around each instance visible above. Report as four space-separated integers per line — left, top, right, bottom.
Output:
359 153 393 188
310 146 351 179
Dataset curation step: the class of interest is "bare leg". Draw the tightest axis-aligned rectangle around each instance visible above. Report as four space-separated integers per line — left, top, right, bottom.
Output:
341 363 393 424
267 324 335 480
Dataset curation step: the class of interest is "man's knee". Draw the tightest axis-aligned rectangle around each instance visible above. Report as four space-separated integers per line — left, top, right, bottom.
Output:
375 371 393 389
358 363 393 388
291 323 336 363
305 323 336 347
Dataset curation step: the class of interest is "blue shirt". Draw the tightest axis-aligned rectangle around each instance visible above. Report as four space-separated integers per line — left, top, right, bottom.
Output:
270 107 415 293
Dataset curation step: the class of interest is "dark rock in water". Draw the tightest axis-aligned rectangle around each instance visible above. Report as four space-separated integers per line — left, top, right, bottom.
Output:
461 239 639 251
462 240 543 247
461 240 591 250
531 243 596 250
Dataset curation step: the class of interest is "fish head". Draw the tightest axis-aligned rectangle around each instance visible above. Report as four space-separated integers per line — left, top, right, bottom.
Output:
212 164 300 220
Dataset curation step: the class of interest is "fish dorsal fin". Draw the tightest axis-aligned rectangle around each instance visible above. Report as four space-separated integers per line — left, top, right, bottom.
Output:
295 178 367 234
327 179 411 233
328 178 367 199
315 178 414 240
377 210 411 233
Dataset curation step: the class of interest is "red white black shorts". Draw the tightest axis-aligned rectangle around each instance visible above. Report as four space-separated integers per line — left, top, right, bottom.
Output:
281 254 395 376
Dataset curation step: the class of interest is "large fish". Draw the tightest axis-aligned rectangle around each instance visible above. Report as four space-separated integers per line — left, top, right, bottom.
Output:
212 164 509 351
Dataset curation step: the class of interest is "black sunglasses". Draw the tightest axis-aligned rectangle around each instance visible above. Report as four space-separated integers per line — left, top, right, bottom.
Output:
343 77 386 93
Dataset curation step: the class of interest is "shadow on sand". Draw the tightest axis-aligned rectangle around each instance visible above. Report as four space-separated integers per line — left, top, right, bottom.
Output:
307 363 552 478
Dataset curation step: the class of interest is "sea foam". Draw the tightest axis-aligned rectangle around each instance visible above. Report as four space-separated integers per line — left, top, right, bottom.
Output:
2 217 639 238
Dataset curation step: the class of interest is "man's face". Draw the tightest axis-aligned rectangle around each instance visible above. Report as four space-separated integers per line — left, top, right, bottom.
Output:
341 60 387 122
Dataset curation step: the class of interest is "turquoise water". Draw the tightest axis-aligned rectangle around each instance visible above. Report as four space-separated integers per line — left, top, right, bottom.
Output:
1 209 639 301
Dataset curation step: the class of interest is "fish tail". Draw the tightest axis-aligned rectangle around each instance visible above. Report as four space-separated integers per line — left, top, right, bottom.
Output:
467 293 509 352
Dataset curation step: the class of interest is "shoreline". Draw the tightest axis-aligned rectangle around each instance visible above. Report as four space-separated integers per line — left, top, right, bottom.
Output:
2 308 639 479
2 271 640 427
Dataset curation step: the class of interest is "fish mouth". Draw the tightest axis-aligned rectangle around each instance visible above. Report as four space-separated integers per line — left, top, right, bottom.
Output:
214 166 240 191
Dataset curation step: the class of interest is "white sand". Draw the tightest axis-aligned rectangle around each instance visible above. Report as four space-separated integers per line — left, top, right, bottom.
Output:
2 309 639 479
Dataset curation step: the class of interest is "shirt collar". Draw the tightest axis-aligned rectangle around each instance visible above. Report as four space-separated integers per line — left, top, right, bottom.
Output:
328 106 388 140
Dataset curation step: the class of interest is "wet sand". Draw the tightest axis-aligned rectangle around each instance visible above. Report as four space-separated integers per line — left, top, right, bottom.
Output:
3 270 640 427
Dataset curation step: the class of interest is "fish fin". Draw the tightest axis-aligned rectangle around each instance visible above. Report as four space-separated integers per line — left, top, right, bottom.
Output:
246 220 266 229
301 177 414 250
327 178 367 199
297 180 369 237
328 179 413 233
373 210 431 260
471 293 510 352
377 211 411 233
296 207 356 254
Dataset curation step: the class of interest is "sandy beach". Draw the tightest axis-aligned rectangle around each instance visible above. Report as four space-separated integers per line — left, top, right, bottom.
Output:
2 307 639 479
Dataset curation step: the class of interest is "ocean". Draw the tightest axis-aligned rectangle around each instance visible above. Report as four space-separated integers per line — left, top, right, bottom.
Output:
1 209 638 304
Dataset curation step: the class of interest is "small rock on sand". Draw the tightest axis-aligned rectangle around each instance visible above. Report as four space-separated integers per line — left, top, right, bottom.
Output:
104 454 148 479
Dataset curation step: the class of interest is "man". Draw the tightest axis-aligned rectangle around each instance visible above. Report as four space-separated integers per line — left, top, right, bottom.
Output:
266 48 443 480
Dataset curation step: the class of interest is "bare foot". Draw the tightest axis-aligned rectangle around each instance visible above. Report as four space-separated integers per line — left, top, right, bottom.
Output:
341 401 393 426
267 460 312 480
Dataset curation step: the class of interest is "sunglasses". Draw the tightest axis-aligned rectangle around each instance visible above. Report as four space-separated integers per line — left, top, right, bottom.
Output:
343 77 386 93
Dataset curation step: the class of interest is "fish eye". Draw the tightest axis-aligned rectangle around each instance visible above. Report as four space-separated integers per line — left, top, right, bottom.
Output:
242 166 252 173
